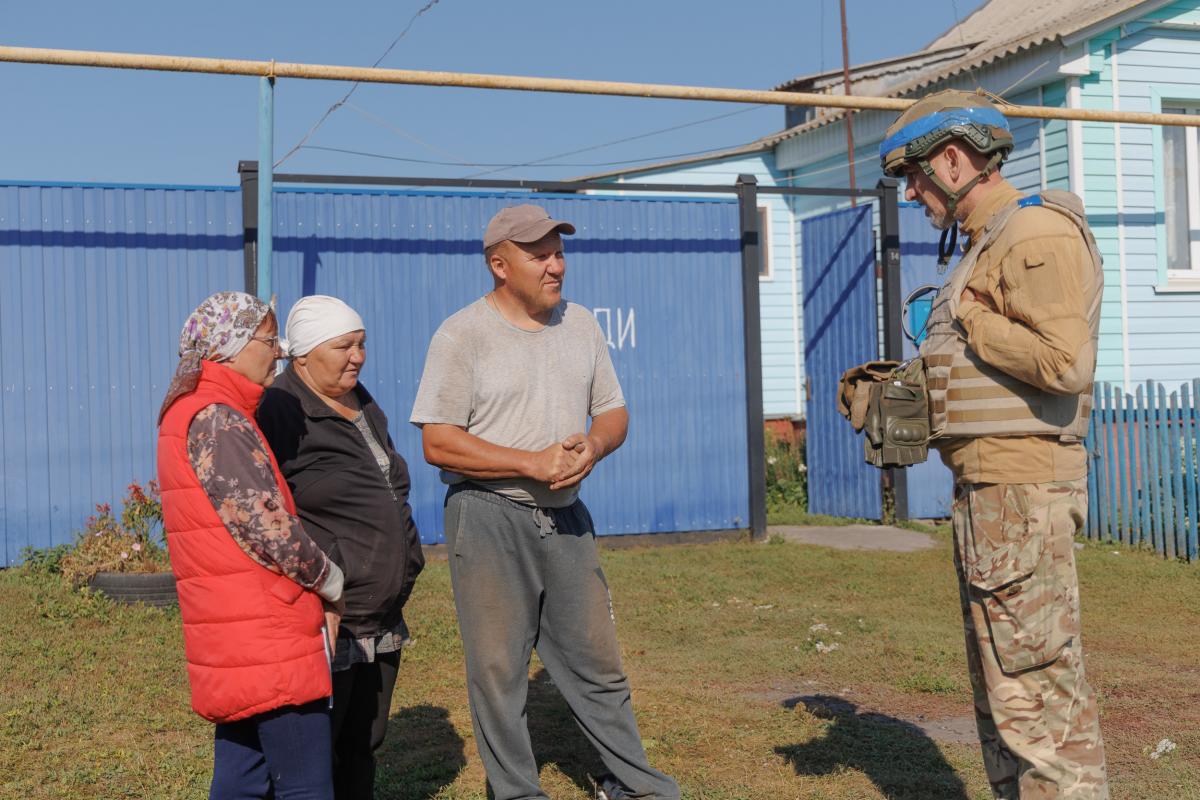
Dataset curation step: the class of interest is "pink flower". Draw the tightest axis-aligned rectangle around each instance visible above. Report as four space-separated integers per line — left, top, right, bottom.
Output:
120 551 129 560
131 543 142 552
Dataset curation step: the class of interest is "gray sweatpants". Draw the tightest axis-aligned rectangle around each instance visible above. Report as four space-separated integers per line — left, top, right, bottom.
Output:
444 486 680 800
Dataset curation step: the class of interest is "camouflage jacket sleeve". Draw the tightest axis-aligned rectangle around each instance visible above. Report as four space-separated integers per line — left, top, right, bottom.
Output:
954 221 1092 395
187 404 333 593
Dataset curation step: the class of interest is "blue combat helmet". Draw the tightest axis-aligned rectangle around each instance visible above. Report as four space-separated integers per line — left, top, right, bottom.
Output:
879 89 1014 179
880 90 1015 264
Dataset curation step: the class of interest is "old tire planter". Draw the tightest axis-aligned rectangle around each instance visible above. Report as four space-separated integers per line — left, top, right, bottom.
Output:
88 571 178 608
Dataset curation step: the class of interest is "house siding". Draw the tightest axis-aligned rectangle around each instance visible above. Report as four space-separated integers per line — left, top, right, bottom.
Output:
1006 88 1046 193
595 153 805 417
1042 80 1072 190
782 18 1200 390
1081 10 1200 388
1141 0 1200 25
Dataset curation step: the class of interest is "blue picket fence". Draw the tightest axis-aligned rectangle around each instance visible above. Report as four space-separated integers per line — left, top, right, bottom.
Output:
1085 380 1200 561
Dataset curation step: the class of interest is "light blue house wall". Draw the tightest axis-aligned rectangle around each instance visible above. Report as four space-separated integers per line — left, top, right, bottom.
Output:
596 153 806 418
1075 3 1200 387
1004 88 1047 193
1042 80 1072 191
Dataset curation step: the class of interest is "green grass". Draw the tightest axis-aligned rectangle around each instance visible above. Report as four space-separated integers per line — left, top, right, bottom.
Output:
4 528 1199 799
768 505 870 527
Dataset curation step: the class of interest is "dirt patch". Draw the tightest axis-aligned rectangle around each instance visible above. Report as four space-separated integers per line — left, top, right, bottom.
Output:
911 715 979 745
790 693 978 746
744 681 978 746
771 525 937 553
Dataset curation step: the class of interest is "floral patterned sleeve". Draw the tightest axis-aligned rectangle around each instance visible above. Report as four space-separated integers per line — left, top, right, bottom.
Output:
187 404 332 593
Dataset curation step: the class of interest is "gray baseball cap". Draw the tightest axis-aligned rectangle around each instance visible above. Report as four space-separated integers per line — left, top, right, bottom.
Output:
483 204 576 250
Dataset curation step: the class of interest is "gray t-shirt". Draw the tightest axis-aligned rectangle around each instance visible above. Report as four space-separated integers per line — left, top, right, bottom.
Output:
410 297 625 508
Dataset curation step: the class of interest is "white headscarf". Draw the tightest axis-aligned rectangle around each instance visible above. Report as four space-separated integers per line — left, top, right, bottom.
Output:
284 295 365 357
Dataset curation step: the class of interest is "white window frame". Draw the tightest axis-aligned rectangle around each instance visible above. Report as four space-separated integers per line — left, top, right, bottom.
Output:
758 205 773 281
1163 105 1200 280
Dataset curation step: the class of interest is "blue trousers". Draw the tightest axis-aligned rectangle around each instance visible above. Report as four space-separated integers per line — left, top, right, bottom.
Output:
210 699 334 800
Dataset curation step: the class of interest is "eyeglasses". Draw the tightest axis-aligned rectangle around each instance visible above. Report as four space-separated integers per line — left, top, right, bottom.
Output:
251 335 280 350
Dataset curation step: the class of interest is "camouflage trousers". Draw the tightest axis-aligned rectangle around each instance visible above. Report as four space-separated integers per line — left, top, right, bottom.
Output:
952 479 1108 799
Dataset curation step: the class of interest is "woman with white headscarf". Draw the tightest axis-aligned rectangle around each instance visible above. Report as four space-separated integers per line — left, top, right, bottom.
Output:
257 295 424 800
157 291 344 800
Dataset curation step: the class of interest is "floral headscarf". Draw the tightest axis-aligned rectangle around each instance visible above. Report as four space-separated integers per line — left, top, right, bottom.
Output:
158 291 271 423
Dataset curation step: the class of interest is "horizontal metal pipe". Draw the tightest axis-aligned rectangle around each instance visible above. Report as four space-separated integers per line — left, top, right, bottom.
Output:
3 44 1198 127
272 171 886 197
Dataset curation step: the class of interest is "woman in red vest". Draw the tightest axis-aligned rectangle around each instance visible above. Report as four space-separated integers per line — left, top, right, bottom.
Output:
157 291 345 800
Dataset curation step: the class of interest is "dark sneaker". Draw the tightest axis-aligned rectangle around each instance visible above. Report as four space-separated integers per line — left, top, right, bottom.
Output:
590 773 633 800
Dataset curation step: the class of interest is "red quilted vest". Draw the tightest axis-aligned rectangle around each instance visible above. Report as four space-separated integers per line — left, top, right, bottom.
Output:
157 360 330 724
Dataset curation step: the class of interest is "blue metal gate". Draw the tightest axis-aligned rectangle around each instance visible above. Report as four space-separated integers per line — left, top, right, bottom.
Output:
897 202 955 518
802 205 882 519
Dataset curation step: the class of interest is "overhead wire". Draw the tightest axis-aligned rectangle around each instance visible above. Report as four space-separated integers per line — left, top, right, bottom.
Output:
949 0 968 48
296 141 760 169
820 0 827 73
342 101 474 166
459 103 772 179
275 0 442 168
992 60 1052 101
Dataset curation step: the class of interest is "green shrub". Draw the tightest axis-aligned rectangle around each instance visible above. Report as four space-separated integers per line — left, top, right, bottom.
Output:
765 429 807 512
19 542 72 575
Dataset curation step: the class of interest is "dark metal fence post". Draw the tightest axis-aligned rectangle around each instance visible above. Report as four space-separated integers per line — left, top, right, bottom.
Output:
737 174 768 541
877 177 910 521
238 160 259 296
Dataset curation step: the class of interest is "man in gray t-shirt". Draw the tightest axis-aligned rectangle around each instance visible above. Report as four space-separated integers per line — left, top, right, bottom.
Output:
409 294 624 508
411 205 679 800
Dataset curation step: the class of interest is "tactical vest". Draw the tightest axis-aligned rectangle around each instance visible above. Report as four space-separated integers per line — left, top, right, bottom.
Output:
918 191 1103 441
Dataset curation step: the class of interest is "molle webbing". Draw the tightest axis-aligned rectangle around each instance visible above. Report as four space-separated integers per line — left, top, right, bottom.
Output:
918 191 1102 441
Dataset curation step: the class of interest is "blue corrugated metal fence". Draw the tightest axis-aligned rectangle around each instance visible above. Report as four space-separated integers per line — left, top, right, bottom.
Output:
0 182 750 563
802 204 882 519
270 189 749 543
0 183 244 567
1086 380 1200 562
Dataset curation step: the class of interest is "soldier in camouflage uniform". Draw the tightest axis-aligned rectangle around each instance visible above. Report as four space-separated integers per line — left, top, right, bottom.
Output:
880 90 1108 798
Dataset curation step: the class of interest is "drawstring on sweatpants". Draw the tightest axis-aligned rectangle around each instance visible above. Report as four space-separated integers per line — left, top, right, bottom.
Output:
532 506 558 538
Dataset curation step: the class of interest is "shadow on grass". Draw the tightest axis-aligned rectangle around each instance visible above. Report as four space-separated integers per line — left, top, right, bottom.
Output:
376 704 466 800
527 667 606 795
775 695 970 800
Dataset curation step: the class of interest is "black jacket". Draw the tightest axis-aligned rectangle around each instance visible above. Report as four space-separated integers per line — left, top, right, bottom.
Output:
257 364 424 638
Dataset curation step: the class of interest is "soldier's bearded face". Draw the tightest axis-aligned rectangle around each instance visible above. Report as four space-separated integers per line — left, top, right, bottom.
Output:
902 162 955 231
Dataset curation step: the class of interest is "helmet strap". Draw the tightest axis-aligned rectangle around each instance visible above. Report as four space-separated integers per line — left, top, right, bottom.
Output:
917 149 1006 222
937 224 958 268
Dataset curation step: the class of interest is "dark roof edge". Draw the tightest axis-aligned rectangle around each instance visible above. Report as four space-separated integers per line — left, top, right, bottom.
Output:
771 43 977 91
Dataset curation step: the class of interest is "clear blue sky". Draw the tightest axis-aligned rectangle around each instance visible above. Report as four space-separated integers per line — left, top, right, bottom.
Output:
2 0 986 186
